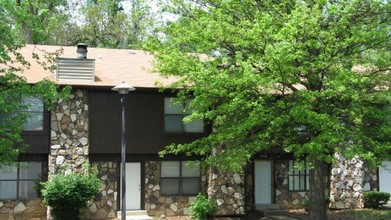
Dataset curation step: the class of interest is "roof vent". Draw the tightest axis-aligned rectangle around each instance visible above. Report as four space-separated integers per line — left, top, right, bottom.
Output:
76 43 88 59
56 43 95 82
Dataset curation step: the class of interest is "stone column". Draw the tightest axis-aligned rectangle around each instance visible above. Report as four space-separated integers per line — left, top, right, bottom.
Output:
207 166 245 215
49 89 89 175
329 153 377 209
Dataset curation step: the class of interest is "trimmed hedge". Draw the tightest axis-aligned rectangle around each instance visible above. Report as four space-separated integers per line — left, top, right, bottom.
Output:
363 191 390 209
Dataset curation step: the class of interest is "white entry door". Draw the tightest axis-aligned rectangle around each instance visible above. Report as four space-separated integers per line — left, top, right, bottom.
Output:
379 161 391 194
126 163 141 210
255 160 272 204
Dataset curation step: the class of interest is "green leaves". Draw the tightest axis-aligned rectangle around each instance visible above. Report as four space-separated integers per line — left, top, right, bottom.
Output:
147 0 391 172
41 164 101 220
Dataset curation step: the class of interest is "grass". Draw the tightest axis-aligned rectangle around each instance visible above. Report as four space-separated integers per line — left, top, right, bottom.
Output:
346 209 391 220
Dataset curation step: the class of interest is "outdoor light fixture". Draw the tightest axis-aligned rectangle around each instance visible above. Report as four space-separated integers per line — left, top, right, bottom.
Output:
112 81 135 220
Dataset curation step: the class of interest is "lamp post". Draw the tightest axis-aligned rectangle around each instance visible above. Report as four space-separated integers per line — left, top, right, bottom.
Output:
112 81 135 220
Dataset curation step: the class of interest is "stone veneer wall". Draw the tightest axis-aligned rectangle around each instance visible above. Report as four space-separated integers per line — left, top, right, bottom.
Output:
274 160 307 209
145 161 200 216
50 89 89 175
83 162 119 219
145 161 245 217
207 167 245 216
0 199 46 220
329 154 377 209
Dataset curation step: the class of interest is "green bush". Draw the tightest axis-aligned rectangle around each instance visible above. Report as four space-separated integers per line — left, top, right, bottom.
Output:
189 193 217 220
33 178 44 197
363 191 390 209
41 164 101 220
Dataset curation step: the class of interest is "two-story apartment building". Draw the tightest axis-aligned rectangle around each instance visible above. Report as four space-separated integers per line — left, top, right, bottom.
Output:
0 44 390 220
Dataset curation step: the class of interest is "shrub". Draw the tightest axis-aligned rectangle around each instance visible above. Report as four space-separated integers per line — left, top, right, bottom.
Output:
33 178 44 197
41 164 101 220
363 191 390 209
189 193 217 220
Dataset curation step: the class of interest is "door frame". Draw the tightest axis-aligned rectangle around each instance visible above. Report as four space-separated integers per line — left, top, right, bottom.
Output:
254 160 274 204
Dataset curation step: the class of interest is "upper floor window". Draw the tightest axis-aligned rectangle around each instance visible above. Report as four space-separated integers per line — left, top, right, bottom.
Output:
288 160 309 191
161 161 200 196
21 96 44 131
0 162 42 199
164 97 204 133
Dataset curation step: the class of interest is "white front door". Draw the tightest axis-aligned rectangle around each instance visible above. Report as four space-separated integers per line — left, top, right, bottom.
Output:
379 161 391 194
126 163 141 210
255 160 272 204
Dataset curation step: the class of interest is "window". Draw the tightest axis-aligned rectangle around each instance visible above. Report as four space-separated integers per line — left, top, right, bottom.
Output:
21 96 44 131
0 162 42 199
164 97 204 133
161 161 200 196
288 160 309 191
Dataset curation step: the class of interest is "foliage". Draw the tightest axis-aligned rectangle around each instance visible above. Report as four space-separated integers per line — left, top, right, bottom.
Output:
363 191 390 209
146 0 390 219
33 177 44 198
41 164 101 220
348 209 391 220
0 73 70 164
0 1 71 164
72 0 155 48
1 0 69 44
0 0 155 48
189 193 217 220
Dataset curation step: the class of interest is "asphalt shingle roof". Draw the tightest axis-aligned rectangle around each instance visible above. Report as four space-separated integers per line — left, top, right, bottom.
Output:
14 44 175 89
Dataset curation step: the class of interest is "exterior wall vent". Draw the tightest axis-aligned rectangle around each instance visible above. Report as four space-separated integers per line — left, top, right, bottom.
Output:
56 57 95 82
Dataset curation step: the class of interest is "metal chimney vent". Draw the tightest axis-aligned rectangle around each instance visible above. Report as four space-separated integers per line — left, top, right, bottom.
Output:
77 43 88 59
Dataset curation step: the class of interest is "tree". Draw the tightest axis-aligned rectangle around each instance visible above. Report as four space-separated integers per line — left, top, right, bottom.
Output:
68 0 154 49
3 0 69 44
145 0 391 219
0 1 70 164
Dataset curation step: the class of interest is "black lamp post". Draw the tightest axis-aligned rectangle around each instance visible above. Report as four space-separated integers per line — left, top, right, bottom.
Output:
112 81 135 220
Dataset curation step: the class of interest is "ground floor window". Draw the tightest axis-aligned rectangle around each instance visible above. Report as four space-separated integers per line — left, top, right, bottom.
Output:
288 160 309 191
161 161 200 196
0 162 42 199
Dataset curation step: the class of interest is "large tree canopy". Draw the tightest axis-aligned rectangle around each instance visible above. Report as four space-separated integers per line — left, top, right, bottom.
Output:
0 1 70 164
146 0 390 219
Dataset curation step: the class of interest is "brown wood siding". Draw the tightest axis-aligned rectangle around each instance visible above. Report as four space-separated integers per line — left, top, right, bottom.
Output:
89 90 208 154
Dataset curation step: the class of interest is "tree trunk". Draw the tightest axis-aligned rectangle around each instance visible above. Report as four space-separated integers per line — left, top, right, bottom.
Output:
309 156 328 220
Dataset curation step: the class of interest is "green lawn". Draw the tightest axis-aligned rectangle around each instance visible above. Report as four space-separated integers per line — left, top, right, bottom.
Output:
345 209 391 220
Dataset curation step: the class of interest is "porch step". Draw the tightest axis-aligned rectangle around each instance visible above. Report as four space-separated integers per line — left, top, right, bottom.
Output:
117 210 153 220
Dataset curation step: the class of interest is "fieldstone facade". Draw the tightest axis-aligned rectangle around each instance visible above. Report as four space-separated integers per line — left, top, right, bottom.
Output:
207 167 246 216
0 199 46 220
84 162 119 219
1 87 382 220
145 161 200 216
144 161 246 217
49 89 89 175
274 160 307 209
329 154 378 209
